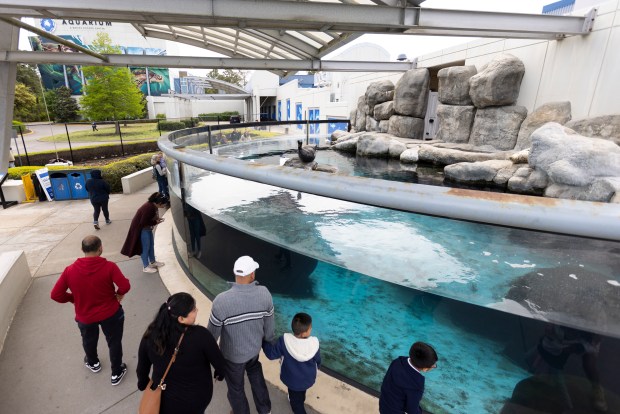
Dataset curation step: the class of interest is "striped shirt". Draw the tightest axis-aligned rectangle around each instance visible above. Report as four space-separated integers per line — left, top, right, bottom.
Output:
207 281 275 363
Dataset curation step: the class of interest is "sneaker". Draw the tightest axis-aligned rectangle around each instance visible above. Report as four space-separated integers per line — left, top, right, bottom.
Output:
111 363 127 386
94 223 100 230
105 219 112 225
143 266 158 273
149 261 165 268
84 357 101 373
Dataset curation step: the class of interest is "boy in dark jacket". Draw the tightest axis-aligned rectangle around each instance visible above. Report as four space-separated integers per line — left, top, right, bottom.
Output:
263 312 321 414
379 341 438 414
85 169 111 230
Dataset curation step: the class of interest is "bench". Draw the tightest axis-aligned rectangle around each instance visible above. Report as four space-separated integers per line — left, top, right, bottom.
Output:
121 167 154 194
0 251 31 354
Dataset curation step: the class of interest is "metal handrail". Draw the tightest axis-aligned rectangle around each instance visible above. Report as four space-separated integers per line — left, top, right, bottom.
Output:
160 123 620 242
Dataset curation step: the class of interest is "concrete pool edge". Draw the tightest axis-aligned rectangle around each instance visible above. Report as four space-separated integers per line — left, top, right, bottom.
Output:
155 209 380 414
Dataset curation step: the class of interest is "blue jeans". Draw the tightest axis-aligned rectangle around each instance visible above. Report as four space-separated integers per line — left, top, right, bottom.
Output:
140 228 155 267
225 355 271 414
77 306 125 375
156 175 169 197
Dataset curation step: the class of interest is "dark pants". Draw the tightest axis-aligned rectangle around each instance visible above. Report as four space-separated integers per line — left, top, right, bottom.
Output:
156 175 169 197
91 199 109 222
288 389 307 414
76 306 124 375
224 355 271 414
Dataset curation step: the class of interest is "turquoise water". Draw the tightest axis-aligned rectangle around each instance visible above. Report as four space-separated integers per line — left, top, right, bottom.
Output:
171 140 620 413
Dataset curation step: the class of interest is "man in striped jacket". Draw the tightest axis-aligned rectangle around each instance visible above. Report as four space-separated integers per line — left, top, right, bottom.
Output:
208 255 275 414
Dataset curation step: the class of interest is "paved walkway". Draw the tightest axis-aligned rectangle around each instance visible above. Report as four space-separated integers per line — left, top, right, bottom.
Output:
0 183 319 413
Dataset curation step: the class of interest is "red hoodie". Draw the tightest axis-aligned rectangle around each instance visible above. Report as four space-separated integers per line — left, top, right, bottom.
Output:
51 256 131 324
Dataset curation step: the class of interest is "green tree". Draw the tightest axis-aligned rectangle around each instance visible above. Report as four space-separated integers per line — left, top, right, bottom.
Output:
207 69 247 88
80 33 144 133
15 64 47 121
13 83 37 121
51 86 80 122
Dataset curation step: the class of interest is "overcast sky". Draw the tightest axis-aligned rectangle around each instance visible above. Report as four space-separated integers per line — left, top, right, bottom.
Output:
330 0 552 60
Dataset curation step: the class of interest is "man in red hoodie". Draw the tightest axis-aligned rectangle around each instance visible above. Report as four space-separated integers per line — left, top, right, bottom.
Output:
51 235 131 385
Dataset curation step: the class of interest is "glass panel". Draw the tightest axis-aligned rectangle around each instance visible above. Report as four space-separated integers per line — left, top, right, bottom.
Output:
183 170 620 338
175 201 620 414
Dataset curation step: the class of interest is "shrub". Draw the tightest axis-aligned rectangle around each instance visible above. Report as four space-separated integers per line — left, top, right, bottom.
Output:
158 121 186 131
101 154 154 192
12 120 30 134
7 153 155 193
155 113 166 119
17 141 160 166
197 112 239 121
181 118 199 128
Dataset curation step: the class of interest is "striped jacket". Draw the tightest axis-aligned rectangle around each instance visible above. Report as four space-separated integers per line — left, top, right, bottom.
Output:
207 281 275 363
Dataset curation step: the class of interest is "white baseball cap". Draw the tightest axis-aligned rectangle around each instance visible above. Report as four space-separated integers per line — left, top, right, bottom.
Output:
233 255 260 277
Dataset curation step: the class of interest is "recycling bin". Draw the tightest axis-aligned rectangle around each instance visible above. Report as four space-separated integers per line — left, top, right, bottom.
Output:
49 172 71 200
68 172 88 199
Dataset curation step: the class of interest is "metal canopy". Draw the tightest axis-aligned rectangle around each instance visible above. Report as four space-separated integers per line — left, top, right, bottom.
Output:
0 0 595 71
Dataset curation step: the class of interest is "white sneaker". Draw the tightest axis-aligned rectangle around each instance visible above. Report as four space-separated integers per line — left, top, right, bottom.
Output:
149 261 165 268
143 266 158 273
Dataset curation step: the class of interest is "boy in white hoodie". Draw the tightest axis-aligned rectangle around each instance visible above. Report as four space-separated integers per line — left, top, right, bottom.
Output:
263 312 321 414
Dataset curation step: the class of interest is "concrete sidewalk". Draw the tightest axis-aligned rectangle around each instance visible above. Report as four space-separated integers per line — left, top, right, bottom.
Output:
0 183 319 413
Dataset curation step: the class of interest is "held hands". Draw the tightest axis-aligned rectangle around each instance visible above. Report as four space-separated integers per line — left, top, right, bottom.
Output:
213 371 225 382
157 218 165 224
115 294 124 303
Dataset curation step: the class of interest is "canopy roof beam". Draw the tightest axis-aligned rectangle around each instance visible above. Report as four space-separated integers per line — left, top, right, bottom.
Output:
0 1 595 39
0 51 417 72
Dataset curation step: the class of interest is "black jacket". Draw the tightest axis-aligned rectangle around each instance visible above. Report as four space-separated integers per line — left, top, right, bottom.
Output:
380 356 425 414
85 170 110 203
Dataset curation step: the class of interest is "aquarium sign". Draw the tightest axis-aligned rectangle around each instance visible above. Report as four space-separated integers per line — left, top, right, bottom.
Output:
39 19 56 33
40 19 112 30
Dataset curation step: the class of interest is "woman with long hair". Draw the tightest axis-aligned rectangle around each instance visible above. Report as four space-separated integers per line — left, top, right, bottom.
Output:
137 293 226 414
120 192 167 273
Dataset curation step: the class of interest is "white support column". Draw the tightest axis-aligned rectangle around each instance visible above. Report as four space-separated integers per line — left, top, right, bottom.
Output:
0 20 18 173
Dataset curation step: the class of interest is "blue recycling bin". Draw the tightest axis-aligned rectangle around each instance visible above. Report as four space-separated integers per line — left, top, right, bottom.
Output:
49 172 71 200
68 172 88 199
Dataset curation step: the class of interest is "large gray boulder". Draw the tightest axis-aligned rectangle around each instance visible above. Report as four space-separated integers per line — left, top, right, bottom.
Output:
515 101 572 150
435 104 475 143
544 178 620 202
400 146 421 163
356 133 393 158
378 120 389 133
387 115 425 139
355 96 368 131
354 110 366 131
565 115 620 146
373 101 395 121
507 166 548 195
349 109 357 129
418 145 511 165
333 136 359 153
366 116 379 132
365 80 395 108
388 140 407 158
393 68 430 118
444 160 513 184
506 265 620 333
469 54 525 108
437 65 477 105
331 129 349 142
529 123 620 187
470 106 528 150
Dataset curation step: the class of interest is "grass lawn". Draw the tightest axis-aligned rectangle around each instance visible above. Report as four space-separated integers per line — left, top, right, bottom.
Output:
39 123 162 143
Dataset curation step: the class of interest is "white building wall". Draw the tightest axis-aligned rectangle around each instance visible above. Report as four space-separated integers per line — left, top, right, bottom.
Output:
416 0 620 120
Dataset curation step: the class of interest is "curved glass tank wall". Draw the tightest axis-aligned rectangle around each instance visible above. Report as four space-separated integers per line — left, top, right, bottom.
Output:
162 123 620 414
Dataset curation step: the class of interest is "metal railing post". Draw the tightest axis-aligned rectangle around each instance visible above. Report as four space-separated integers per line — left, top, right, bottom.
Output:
208 126 213 155
118 121 125 155
64 123 74 163
18 126 30 166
